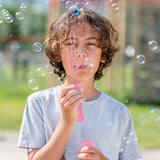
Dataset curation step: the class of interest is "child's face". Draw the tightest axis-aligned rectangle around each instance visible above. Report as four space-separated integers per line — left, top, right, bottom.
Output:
60 22 102 83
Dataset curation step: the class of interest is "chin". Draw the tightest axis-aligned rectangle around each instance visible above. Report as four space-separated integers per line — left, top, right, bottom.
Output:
76 74 93 82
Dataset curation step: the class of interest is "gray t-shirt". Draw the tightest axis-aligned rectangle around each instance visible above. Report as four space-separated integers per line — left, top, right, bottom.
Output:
18 85 142 160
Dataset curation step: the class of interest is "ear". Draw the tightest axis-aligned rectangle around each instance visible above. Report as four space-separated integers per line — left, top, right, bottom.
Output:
56 56 62 62
100 59 105 63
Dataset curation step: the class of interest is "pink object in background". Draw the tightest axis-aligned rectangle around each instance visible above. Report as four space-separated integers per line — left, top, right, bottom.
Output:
81 140 94 160
74 83 84 122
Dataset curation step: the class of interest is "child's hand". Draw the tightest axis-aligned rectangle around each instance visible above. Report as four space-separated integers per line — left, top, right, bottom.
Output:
59 85 85 123
77 146 109 160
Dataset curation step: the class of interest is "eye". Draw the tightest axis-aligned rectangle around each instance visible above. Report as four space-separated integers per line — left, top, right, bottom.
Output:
66 43 72 45
87 43 96 46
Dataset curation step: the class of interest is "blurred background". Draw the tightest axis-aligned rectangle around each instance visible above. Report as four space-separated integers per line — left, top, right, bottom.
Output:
0 0 160 159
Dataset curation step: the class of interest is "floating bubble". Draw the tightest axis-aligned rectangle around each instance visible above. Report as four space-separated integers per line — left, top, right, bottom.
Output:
45 64 54 74
58 77 63 83
65 1 73 9
125 99 129 103
138 115 146 125
150 108 160 121
16 12 24 20
5 14 14 23
20 3 27 12
148 40 158 51
20 6 25 12
128 132 137 142
0 17 2 24
70 5 80 15
125 45 135 57
84 57 93 67
122 137 130 144
83 0 89 6
120 148 124 152
136 55 145 64
75 2 83 10
1 9 9 15
28 79 39 90
108 0 112 2
112 3 119 11
1 9 14 23
33 42 42 52
37 67 45 77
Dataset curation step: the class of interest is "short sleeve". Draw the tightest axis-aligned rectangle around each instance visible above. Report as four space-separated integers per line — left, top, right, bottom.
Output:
119 109 142 160
17 93 46 148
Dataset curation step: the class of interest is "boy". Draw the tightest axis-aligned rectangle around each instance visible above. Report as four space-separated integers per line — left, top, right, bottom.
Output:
18 8 142 160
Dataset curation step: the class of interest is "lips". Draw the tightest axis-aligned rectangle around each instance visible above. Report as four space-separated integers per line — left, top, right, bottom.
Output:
76 64 87 69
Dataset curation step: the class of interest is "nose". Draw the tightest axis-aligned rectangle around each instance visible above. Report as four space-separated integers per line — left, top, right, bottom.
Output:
76 45 87 58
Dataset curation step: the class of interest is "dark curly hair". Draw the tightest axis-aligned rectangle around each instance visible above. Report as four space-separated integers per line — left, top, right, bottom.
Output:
45 8 120 80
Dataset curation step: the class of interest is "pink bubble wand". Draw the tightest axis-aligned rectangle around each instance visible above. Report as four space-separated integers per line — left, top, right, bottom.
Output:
69 30 94 153
69 30 84 122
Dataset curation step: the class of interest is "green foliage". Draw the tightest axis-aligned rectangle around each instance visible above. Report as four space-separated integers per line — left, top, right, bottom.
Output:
129 105 160 149
0 5 47 36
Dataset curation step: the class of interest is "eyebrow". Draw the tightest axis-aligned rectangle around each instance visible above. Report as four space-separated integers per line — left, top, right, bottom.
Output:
64 37 99 41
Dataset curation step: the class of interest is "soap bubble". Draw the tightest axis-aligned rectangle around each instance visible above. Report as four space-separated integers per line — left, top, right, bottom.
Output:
45 64 54 74
128 132 137 142
125 45 135 57
136 55 145 64
0 17 2 23
33 42 42 52
70 5 80 15
84 57 93 67
37 67 45 77
112 3 119 11
20 3 27 12
16 12 24 20
5 14 14 23
83 0 89 6
75 2 83 10
1 9 9 15
28 79 39 90
148 40 158 51
58 77 63 83
65 1 73 9
150 108 160 121
120 148 124 152
107 0 113 2
1 9 14 23
122 137 130 144
138 115 146 125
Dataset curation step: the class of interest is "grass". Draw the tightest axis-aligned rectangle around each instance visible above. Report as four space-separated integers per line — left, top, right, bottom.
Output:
0 66 160 149
128 104 160 149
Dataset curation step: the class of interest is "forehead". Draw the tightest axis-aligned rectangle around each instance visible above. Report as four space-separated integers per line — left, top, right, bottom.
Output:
67 22 100 39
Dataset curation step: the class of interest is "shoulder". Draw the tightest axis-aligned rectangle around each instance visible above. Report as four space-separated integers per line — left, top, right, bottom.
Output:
101 92 131 117
27 85 61 104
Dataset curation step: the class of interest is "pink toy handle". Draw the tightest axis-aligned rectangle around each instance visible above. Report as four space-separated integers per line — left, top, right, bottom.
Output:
74 83 84 122
81 140 94 160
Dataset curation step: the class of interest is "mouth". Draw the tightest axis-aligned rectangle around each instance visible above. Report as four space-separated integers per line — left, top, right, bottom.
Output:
76 64 88 69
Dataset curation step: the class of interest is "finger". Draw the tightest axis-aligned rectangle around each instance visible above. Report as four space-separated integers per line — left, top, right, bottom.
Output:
77 152 98 160
64 94 85 107
60 89 83 106
80 147 97 154
59 85 74 99
64 89 83 103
